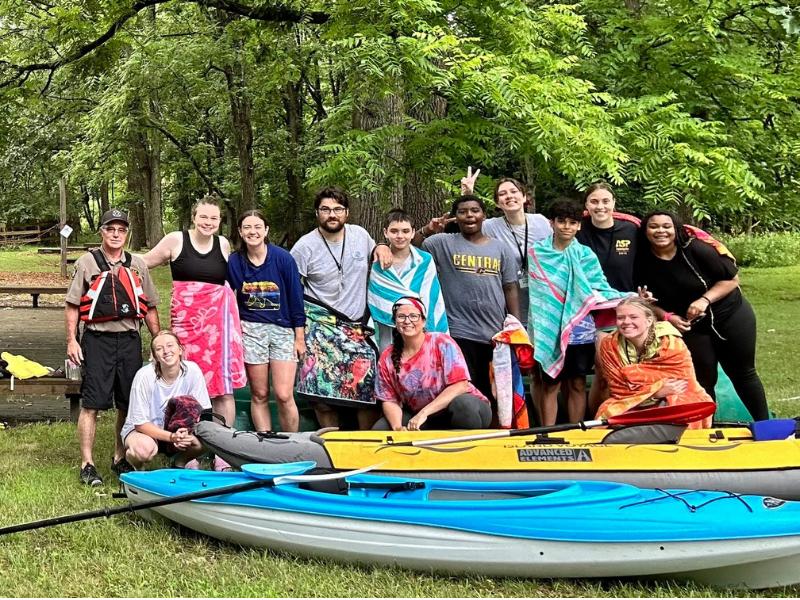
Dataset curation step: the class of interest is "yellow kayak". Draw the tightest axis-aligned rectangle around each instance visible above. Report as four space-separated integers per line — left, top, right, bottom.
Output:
195 422 800 499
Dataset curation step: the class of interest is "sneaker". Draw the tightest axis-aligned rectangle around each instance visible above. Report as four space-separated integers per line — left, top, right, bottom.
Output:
111 457 134 476
79 463 103 487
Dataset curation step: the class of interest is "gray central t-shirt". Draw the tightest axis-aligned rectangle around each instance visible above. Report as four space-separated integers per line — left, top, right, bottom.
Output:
483 214 551 325
422 233 517 343
291 224 375 321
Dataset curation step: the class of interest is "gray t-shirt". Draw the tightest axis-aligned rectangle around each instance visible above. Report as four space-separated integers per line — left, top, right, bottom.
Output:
291 224 375 321
423 233 517 343
483 214 551 326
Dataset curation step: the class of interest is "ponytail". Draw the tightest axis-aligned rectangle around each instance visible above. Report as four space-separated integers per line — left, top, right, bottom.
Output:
391 327 404 374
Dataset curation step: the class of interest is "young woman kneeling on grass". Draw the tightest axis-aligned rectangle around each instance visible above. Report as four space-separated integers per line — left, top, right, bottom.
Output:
373 297 491 431
595 297 713 429
122 330 211 469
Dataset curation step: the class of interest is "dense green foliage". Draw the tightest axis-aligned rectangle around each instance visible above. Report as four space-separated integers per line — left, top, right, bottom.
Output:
0 0 798 240
721 232 800 267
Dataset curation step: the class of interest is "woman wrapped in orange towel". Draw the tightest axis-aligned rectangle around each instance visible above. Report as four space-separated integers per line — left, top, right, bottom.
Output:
595 297 713 428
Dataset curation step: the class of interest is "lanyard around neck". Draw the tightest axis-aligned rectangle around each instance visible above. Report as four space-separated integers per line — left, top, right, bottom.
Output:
318 227 346 273
504 216 528 270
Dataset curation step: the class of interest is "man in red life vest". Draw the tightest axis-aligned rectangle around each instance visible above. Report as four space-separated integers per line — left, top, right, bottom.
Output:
65 209 161 486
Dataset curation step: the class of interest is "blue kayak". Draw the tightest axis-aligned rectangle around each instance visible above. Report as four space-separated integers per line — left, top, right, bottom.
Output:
122 462 800 589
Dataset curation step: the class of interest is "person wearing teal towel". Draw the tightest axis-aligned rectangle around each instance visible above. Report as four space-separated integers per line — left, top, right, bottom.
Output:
528 199 631 426
367 208 448 352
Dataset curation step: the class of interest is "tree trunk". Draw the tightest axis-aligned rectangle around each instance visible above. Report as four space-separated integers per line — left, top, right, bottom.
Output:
129 129 164 249
404 94 449 226
222 60 256 238
351 93 404 238
144 115 165 248
282 80 305 245
80 184 96 230
99 180 110 213
126 151 147 251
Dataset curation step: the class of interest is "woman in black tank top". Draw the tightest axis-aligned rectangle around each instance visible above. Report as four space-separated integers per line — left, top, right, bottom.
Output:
170 230 228 284
144 196 247 470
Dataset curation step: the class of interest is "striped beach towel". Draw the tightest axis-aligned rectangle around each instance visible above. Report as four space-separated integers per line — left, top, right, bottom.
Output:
367 247 448 333
491 315 533 429
528 236 631 379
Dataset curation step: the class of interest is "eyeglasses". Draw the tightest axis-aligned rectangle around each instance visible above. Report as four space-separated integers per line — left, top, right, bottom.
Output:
102 226 128 234
318 207 347 215
395 313 422 323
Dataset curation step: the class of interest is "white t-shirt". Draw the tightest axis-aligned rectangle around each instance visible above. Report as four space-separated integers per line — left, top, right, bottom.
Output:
121 360 211 440
290 224 375 321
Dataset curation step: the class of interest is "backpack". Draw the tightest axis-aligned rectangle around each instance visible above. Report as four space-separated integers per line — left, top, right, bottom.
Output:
79 250 149 323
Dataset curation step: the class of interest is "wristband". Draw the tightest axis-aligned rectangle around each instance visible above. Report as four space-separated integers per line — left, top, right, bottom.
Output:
663 312 674 322
420 226 430 238
701 295 712 305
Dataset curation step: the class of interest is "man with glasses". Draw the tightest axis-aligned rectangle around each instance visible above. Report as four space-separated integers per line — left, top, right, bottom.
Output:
65 209 161 486
291 187 391 429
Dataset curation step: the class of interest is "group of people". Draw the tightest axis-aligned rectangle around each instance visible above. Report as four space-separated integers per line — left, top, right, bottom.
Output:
65 172 769 486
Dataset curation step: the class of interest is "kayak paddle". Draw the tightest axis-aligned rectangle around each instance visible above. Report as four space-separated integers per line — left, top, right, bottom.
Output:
386 401 717 448
0 461 376 536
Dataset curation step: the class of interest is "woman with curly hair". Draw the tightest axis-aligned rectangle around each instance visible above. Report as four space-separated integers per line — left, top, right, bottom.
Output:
373 297 491 431
633 210 768 421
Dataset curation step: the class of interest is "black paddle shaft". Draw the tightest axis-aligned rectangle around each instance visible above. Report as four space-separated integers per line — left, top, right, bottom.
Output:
0 478 271 536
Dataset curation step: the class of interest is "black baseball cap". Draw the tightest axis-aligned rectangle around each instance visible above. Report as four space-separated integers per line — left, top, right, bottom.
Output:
100 209 129 228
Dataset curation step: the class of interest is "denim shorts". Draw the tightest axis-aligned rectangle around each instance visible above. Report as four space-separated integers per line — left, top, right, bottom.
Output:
241 321 296 364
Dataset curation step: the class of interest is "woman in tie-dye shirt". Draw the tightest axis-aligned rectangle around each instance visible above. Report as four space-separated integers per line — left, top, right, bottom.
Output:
373 297 491 431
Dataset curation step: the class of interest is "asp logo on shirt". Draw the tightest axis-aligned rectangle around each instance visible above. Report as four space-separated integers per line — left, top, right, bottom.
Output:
615 239 632 256
451 254 501 276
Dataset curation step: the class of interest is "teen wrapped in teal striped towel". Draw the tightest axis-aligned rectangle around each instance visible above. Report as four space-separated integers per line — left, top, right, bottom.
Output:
368 247 448 345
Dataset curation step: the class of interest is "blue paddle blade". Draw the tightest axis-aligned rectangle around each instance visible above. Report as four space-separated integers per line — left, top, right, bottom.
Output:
241 461 317 479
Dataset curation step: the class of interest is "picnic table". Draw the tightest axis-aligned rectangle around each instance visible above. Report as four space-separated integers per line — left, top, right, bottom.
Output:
0 307 81 423
37 246 94 254
0 285 68 308
0 377 81 422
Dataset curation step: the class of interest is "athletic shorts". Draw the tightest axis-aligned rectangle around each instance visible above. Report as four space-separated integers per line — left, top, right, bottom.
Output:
80 330 142 411
539 342 595 384
241 321 296 364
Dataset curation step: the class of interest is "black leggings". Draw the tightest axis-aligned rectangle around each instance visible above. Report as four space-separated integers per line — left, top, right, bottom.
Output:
372 393 492 430
451 337 495 404
682 299 768 421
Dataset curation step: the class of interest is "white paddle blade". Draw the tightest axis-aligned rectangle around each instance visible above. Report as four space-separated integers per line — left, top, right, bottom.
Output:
273 463 383 486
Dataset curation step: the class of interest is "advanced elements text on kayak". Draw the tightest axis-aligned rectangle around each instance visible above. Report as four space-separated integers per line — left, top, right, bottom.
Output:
517 448 593 462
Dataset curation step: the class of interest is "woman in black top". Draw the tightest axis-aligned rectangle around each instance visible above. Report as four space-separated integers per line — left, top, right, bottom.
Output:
577 182 639 415
144 195 247 469
577 181 638 293
634 210 768 420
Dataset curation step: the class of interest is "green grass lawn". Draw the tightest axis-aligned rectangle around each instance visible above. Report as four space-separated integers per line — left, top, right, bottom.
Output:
1 247 800 597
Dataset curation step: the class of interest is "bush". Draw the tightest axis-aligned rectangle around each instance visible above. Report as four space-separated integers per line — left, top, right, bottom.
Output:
719 232 800 268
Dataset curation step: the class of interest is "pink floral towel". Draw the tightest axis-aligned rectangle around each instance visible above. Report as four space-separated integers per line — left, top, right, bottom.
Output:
171 280 246 397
